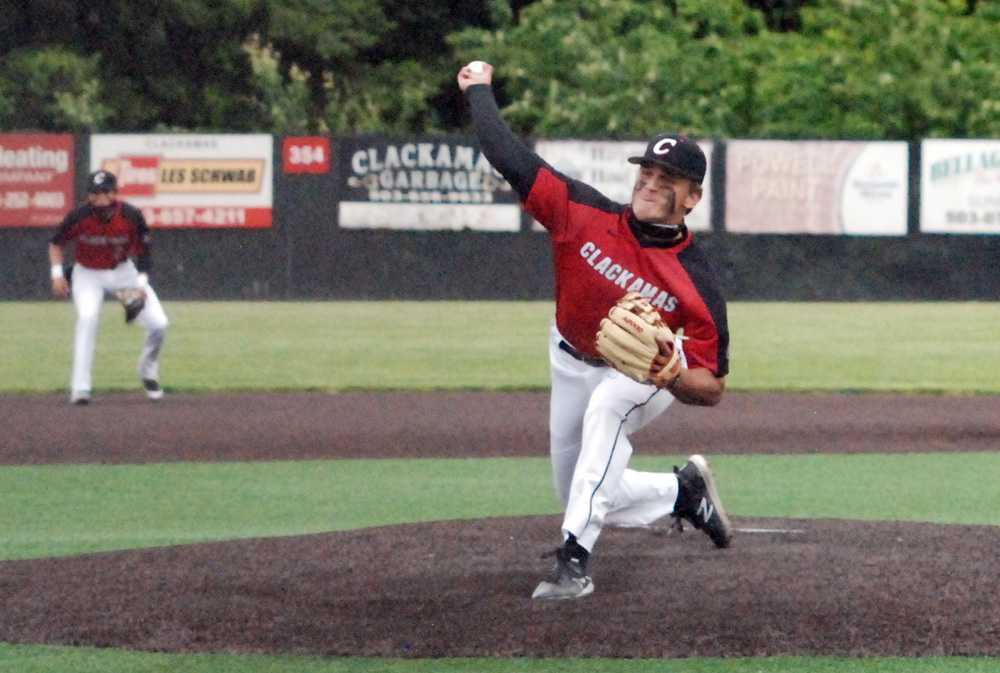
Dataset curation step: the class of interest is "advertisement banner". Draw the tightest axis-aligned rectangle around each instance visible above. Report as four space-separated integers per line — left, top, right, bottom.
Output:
534 140 713 232
726 141 908 235
283 136 331 174
90 134 273 228
338 136 520 231
0 134 74 227
921 140 1000 234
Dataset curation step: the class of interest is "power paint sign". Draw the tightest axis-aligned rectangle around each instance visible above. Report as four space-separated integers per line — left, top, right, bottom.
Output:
0 134 74 227
725 140 908 235
90 134 273 228
338 136 520 231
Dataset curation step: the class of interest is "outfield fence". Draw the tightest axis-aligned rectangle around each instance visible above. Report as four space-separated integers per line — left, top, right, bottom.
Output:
2 133 998 300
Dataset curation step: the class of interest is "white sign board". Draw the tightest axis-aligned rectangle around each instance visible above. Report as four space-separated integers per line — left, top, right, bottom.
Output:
726 140 908 235
338 137 520 232
90 134 273 228
921 139 1000 234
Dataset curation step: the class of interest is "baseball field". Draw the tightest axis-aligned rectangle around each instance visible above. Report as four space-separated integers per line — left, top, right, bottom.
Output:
1 300 999 673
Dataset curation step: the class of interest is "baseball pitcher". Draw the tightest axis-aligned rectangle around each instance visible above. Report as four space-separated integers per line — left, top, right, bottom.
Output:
459 61 733 600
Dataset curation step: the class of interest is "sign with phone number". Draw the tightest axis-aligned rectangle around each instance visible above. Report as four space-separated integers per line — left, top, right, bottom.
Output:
921 139 1000 234
2 191 66 209
0 132 74 227
141 206 272 228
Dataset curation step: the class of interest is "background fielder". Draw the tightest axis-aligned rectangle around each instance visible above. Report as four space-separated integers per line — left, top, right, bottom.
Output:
49 170 169 404
458 61 733 600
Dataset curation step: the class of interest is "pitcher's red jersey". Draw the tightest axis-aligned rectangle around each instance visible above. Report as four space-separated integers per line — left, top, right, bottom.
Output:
466 84 728 376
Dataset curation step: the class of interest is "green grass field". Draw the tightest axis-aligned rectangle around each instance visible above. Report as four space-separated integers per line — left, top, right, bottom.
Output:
4 453 1000 562
2 301 999 673
2 301 998 394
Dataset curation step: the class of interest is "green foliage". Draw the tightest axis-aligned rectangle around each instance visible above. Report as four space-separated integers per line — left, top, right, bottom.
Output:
0 0 269 131
258 0 498 132
1 1 998 137
112 1 265 131
323 59 453 133
748 0 1000 138
246 38 312 134
0 48 112 131
452 0 1000 139
264 0 388 63
0 0 1000 140
453 0 762 136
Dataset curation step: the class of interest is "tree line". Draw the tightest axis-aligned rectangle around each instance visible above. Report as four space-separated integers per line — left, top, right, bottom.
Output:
1 0 996 139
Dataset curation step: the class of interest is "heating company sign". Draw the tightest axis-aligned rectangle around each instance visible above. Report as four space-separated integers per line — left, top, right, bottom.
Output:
0 134 75 227
90 134 273 228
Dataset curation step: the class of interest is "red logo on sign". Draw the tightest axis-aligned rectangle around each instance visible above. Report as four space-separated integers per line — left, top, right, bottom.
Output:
282 137 331 174
102 156 160 196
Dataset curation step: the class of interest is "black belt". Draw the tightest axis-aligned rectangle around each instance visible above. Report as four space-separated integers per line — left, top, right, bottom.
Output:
559 340 608 367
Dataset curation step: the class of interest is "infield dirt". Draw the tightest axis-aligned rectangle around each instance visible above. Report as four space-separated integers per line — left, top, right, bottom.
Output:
1 391 998 657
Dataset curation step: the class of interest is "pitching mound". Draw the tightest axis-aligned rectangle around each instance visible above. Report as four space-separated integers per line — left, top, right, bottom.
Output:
2 515 999 658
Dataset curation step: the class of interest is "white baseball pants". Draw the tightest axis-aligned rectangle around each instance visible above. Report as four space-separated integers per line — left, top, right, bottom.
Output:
548 323 686 553
69 260 168 396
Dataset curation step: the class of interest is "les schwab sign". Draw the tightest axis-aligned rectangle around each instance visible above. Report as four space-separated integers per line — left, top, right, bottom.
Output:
91 134 273 228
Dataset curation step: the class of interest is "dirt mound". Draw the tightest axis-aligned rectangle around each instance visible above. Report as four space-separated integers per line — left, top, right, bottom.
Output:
2 515 998 658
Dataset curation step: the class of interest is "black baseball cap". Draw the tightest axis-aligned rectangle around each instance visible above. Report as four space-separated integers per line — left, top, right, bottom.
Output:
87 170 118 193
628 133 706 185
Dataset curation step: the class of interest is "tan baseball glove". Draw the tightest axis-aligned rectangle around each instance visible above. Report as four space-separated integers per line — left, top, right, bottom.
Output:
114 287 146 323
595 292 683 387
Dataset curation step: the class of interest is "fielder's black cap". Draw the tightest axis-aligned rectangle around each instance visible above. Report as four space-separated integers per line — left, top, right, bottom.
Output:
628 133 707 185
87 170 118 193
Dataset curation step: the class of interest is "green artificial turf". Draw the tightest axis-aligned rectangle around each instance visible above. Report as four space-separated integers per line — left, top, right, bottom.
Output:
1 301 998 394
3 644 1000 673
0 457 555 561
4 453 1000 562
731 302 1000 393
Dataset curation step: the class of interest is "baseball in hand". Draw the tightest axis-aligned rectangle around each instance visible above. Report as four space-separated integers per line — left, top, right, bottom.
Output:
467 60 486 73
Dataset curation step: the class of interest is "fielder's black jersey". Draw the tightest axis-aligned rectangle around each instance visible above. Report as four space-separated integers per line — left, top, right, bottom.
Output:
51 201 152 272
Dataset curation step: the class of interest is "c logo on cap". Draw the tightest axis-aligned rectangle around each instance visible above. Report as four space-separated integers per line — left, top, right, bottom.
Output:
652 138 678 156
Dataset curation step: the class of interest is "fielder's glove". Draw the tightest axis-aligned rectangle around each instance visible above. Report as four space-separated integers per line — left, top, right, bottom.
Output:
114 287 146 323
595 292 683 387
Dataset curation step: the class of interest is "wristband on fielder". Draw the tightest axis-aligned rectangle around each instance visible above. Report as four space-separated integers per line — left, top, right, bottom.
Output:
595 293 683 386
